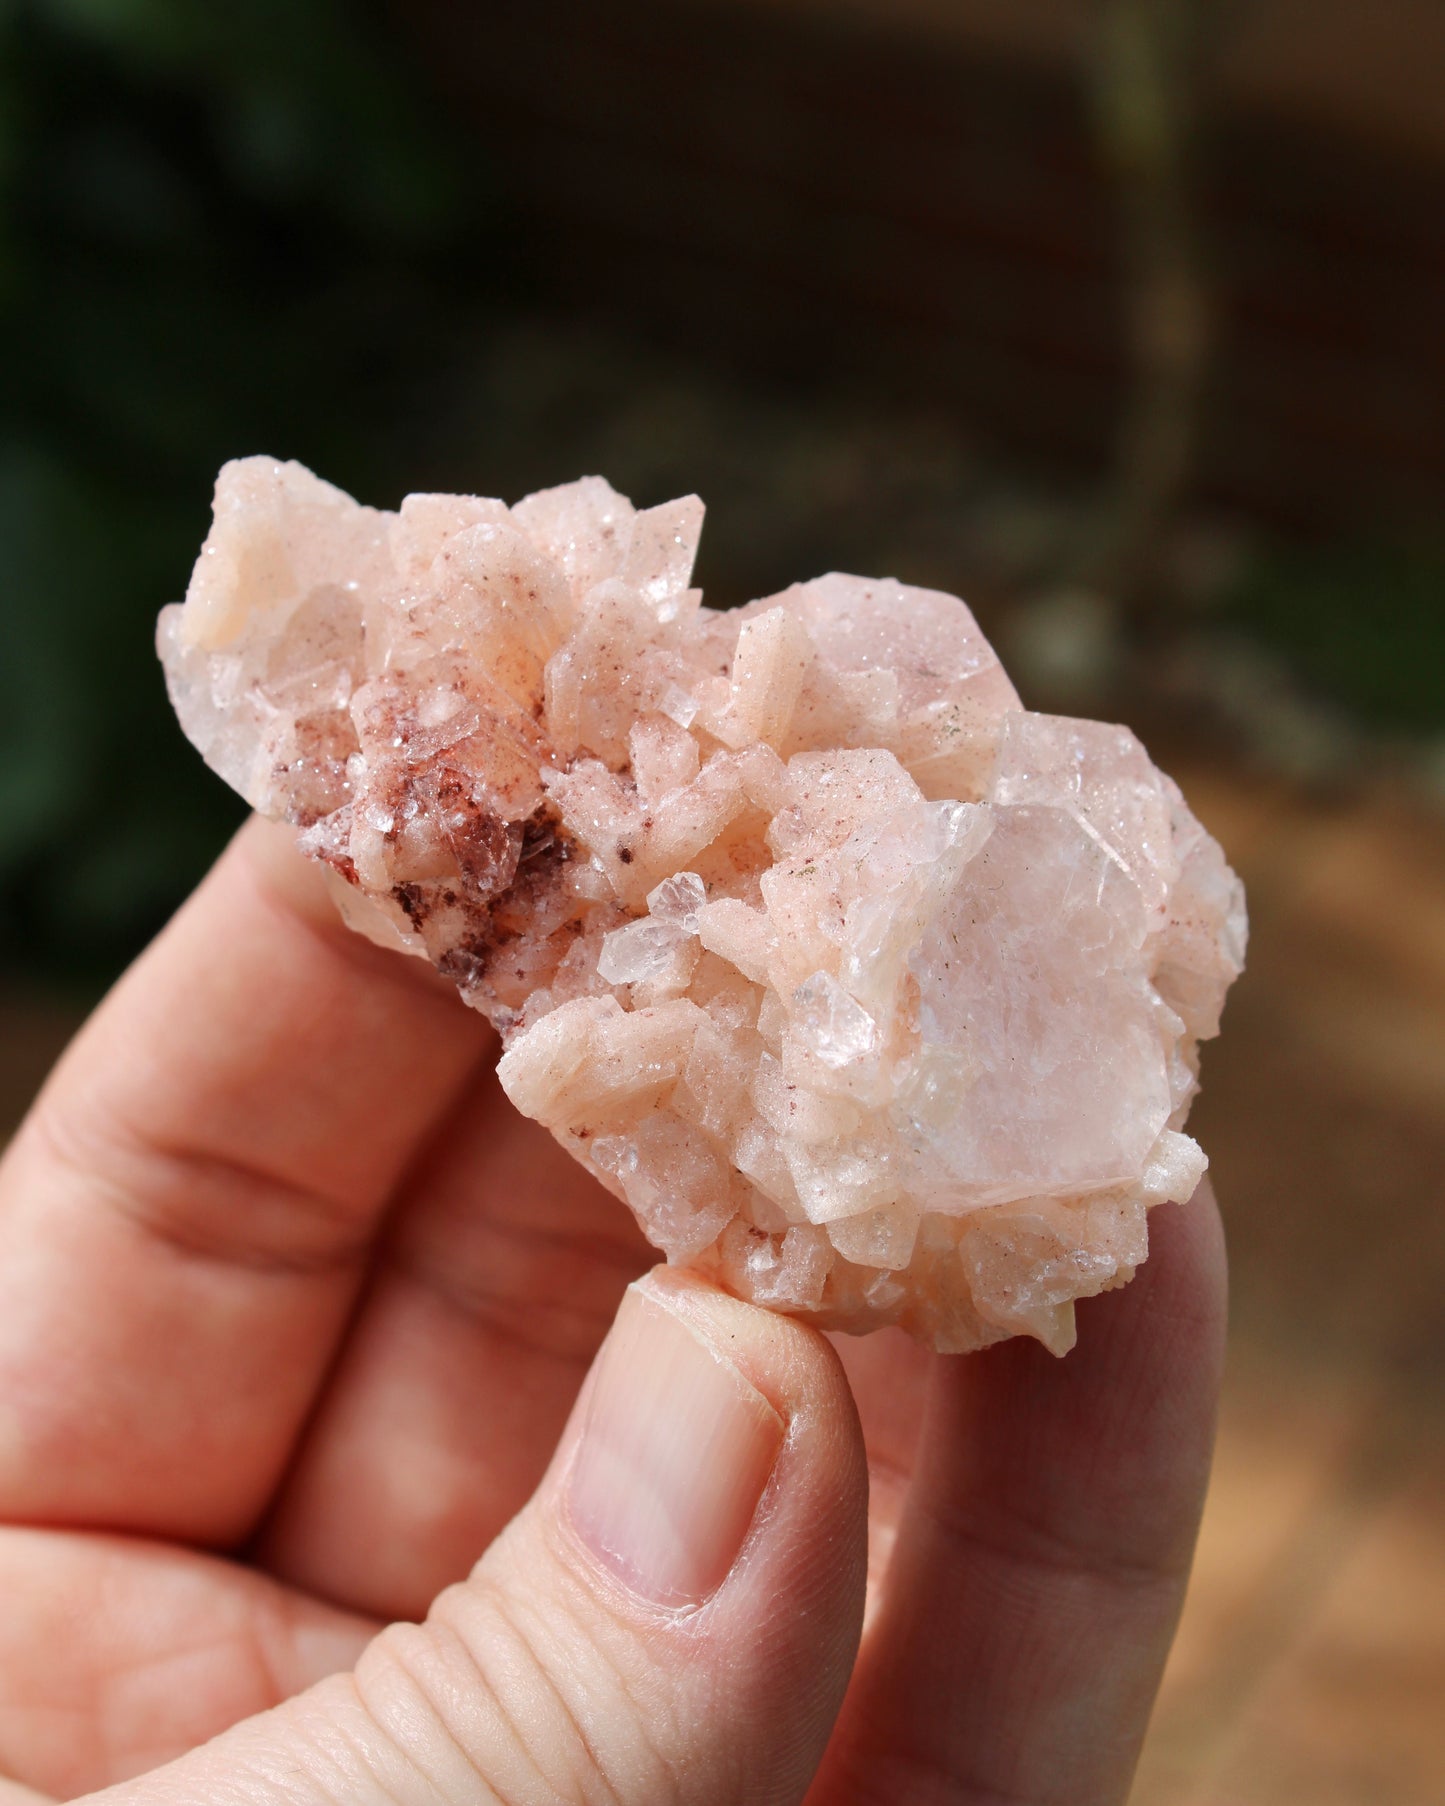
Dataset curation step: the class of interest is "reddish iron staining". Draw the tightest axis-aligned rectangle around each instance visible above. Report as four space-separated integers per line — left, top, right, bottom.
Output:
386 802 583 1004
436 940 496 989
317 847 359 886
519 816 557 863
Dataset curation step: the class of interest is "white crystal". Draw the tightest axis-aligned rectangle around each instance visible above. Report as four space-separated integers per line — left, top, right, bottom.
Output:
790 972 881 1068
645 870 707 928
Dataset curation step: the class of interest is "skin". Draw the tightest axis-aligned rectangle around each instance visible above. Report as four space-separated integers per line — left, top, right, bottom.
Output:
0 816 1227 1806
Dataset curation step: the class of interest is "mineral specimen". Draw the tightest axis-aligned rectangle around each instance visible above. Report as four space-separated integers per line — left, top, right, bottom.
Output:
160 458 1246 1353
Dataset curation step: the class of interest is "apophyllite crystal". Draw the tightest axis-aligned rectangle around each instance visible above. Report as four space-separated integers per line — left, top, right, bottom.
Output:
160 458 1246 1353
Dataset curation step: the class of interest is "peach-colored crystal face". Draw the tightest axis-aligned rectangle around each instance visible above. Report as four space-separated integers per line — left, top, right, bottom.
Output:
160 458 1246 1354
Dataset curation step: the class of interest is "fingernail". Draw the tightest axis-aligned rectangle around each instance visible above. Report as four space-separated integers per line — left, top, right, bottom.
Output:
566 1282 784 1608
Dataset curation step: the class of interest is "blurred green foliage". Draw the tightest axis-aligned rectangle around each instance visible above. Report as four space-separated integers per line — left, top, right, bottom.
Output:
0 0 494 987
1223 540 1445 737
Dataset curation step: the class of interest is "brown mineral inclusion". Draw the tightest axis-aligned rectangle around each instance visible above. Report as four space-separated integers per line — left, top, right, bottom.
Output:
161 458 1246 1353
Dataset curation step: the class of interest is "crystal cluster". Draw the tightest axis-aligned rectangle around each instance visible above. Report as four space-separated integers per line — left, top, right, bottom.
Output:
160 458 1246 1353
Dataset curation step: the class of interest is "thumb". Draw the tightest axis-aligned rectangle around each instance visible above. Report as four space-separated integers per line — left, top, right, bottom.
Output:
88 1271 869 1806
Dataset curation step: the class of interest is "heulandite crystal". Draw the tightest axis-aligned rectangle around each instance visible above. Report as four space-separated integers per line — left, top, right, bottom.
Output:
160 458 1246 1353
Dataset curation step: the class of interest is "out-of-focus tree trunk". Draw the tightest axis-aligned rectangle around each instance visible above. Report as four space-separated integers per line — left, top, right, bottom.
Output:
1086 0 1228 623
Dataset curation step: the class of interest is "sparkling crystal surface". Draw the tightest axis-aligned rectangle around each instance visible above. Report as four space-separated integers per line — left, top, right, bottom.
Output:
160 458 1247 1352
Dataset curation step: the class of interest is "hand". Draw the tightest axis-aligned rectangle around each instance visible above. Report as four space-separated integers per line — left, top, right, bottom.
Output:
0 818 1226 1806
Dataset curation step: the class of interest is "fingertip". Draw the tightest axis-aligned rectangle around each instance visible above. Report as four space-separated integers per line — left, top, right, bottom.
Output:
232 815 480 1011
544 1266 868 1616
638 1264 863 1431
929 1174 1230 1582
1071 1175 1229 1437
232 813 332 923
476 1266 869 1799
810 1181 1230 1806
559 1275 787 1610
1156 1171 1230 1348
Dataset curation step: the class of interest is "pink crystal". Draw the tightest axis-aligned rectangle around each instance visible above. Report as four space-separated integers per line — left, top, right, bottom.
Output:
159 458 1246 1353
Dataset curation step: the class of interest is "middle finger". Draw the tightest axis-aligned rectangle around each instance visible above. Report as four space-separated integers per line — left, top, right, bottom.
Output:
830 1328 933 1630
0 821 490 1546
255 1067 651 1619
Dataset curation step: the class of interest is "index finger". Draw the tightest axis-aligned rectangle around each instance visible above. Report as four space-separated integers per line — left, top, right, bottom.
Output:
0 817 490 1544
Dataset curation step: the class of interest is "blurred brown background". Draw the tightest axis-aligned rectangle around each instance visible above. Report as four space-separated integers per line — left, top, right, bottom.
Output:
1 3 1442 1799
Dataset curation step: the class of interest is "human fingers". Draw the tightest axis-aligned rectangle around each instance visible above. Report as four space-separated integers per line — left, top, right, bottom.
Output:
0 817 491 1544
810 1182 1227 1806
828 1328 932 1633
0 1781 50 1804
78 1272 868 1806
255 1073 651 1620
0 1529 373 1798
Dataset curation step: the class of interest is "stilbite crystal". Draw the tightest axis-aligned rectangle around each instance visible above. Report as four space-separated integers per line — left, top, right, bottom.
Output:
160 457 1246 1353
